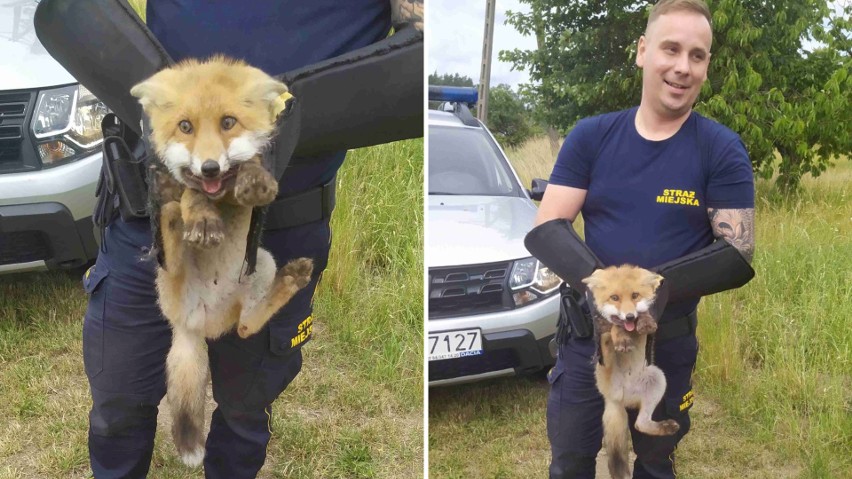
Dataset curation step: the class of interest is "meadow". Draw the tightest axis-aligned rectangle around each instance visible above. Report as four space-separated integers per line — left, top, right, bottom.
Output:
428 136 851 479
0 138 424 479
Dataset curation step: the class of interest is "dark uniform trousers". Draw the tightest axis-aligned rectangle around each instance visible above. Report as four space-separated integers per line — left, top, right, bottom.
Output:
82 215 330 478
547 329 698 479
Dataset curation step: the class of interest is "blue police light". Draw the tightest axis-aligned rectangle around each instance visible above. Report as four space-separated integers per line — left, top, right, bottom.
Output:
428 86 478 105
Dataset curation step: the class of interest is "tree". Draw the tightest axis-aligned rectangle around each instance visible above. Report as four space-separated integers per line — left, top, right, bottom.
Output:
502 0 851 192
488 84 536 148
428 71 475 87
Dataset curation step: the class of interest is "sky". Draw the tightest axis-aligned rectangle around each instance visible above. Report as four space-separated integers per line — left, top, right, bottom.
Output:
427 0 538 89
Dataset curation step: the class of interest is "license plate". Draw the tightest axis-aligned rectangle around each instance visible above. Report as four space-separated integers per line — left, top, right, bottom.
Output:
428 329 483 361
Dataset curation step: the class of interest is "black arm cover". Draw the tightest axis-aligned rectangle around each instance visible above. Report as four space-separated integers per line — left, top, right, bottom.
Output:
34 0 423 158
652 240 755 303
523 219 604 291
280 25 423 161
34 0 172 133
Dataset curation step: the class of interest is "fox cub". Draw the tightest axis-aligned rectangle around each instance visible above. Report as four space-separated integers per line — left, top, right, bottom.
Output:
130 56 313 466
582 265 679 479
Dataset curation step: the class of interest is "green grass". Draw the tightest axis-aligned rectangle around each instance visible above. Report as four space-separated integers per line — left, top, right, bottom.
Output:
429 137 851 478
0 138 423 479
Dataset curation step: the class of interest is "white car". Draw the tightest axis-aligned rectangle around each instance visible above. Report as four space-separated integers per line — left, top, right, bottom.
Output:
0 1 108 274
427 87 560 386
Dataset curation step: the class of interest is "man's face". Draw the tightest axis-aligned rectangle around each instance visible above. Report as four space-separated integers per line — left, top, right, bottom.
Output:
636 11 712 119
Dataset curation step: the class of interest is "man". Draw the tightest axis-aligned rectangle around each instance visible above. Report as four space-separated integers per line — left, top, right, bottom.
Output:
59 1 423 477
529 0 755 477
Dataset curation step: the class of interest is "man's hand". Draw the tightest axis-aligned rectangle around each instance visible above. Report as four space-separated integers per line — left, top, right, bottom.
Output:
390 0 423 31
708 207 755 263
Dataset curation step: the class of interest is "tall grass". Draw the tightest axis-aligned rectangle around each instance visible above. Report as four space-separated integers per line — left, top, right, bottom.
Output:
0 138 423 479
497 135 852 477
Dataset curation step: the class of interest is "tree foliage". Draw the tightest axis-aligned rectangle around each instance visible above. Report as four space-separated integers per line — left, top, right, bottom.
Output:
502 0 851 192
428 71 475 87
487 84 537 148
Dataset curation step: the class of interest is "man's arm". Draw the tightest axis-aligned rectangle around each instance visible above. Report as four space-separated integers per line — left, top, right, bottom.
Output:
390 0 423 31
534 184 587 226
707 208 755 263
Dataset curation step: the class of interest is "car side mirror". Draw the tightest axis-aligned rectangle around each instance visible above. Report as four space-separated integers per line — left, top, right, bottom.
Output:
529 178 548 201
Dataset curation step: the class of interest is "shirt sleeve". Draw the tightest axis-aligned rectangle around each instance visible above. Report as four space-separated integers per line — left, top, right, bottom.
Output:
704 135 755 209
549 118 598 189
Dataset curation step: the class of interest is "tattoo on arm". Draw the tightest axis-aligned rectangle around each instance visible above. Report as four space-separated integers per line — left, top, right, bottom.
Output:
707 208 755 263
390 0 423 31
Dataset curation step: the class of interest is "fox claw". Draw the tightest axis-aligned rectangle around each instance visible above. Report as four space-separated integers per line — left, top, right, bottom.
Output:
614 336 635 353
184 217 224 249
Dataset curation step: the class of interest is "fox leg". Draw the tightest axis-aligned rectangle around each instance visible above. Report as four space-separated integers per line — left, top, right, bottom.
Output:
159 201 186 278
166 325 209 466
633 365 680 436
602 400 631 479
610 324 636 353
237 256 314 339
181 188 225 249
232 160 278 207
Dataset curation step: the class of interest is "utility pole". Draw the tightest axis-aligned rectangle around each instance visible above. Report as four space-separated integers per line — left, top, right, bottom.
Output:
477 0 496 124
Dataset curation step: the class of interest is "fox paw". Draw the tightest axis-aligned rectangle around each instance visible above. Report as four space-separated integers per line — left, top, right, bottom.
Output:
613 336 635 353
279 257 314 289
659 419 680 436
183 217 224 249
234 165 278 206
237 321 262 339
636 314 658 335
152 165 183 204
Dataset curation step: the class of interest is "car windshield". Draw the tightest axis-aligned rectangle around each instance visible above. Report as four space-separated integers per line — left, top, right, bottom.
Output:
428 126 522 196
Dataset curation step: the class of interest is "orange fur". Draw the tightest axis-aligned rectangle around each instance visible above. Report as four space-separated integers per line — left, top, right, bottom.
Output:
582 265 678 479
131 57 312 467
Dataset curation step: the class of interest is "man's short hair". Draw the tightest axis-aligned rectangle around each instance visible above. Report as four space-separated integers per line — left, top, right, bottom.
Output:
647 0 712 30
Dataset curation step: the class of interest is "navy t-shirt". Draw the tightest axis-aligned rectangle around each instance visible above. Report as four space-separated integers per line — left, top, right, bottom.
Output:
146 0 392 194
550 107 754 317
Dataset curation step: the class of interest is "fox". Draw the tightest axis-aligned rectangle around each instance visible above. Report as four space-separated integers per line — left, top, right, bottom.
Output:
582 265 680 479
130 56 314 466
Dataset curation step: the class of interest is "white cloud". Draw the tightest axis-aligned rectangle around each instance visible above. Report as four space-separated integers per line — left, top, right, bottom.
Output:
427 0 538 89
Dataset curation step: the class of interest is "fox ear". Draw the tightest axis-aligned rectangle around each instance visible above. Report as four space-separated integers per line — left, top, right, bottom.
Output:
130 76 175 111
243 77 289 106
581 269 605 290
643 271 664 290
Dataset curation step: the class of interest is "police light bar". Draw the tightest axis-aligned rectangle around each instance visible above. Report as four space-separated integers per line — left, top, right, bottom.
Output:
428 86 478 105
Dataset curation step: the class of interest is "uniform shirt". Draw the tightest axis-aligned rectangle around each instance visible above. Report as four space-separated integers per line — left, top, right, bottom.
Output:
146 0 392 194
550 107 754 317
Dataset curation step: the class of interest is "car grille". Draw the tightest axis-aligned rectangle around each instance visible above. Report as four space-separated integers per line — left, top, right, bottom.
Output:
429 261 514 319
0 91 36 173
0 231 51 265
429 349 519 381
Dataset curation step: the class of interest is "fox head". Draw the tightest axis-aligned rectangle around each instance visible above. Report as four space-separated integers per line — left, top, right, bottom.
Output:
582 265 663 332
130 55 288 199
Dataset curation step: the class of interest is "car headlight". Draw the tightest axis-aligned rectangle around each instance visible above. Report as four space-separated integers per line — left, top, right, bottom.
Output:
508 257 561 306
31 84 109 167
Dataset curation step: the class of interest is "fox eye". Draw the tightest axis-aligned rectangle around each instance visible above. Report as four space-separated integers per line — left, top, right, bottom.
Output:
178 120 193 134
221 116 237 130
632 292 640 300
610 295 619 302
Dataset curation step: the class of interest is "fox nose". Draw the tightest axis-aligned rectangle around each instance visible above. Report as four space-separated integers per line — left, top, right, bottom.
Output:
201 160 220 178
625 313 636 321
